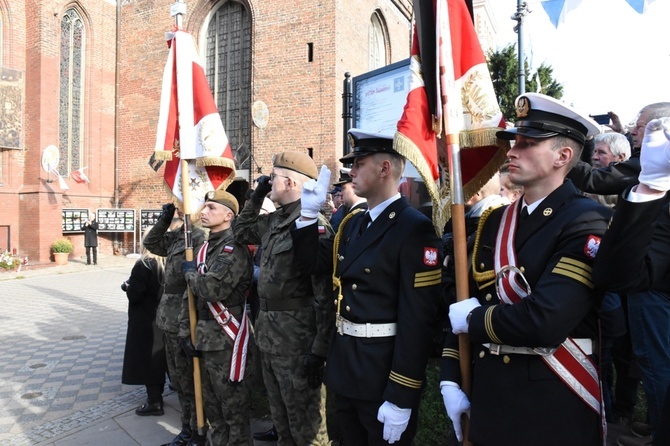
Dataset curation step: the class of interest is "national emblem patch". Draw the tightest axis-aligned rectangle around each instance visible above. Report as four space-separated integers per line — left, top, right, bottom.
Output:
424 247 438 266
583 235 600 259
224 245 234 253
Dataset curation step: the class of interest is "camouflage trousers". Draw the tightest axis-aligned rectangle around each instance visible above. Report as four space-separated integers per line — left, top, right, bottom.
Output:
260 352 330 446
164 332 196 428
201 348 254 446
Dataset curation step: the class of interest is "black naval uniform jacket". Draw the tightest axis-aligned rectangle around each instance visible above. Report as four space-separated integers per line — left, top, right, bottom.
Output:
593 191 670 294
441 181 612 446
291 196 442 409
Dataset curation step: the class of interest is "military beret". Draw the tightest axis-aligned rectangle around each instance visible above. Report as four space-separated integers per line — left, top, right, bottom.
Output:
273 152 318 179
340 128 397 163
205 190 239 216
496 93 601 145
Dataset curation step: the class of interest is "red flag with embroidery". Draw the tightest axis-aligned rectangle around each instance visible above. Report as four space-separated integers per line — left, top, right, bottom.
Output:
394 0 507 232
154 31 236 214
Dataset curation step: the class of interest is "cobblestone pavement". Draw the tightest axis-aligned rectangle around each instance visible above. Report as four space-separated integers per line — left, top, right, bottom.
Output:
0 255 273 446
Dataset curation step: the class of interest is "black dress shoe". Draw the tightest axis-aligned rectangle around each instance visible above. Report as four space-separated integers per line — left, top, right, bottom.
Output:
253 426 278 441
161 425 192 446
135 402 164 416
186 432 207 446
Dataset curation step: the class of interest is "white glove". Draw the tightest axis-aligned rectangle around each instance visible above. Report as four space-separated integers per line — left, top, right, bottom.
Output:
301 165 331 219
440 381 471 442
639 117 670 192
376 401 411 444
449 297 481 334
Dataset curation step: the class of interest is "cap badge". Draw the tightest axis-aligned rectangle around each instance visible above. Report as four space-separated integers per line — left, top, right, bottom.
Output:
348 133 355 149
206 191 215 199
543 207 553 216
516 96 530 118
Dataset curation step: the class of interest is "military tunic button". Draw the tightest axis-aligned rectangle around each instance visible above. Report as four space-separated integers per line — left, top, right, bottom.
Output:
479 351 485 358
480 263 485 269
338 255 344 261
352 284 358 290
364 268 371 273
345 306 351 312
333 299 337 305
520 266 525 273
485 293 492 301
389 212 396 219
503 355 511 364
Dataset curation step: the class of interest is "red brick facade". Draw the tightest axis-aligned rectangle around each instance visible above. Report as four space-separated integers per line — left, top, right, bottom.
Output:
0 0 411 263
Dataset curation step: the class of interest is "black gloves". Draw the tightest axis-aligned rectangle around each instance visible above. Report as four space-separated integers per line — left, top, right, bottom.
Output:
181 260 197 275
179 336 202 358
160 203 176 224
252 175 272 202
303 352 326 389
120 281 129 292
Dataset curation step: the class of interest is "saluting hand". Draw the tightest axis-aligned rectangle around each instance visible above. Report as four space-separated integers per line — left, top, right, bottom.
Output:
639 117 670 193
301 165 331 219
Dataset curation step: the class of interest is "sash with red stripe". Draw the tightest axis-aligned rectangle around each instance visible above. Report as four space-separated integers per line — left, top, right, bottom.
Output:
494 201 603 417
196 242 250 382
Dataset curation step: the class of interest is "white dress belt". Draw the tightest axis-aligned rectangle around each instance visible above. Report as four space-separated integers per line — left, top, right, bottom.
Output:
484 338 593 356
336 317 397 338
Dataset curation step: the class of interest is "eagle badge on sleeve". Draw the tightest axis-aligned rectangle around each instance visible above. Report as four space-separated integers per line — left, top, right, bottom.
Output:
583 235 601 259
423 247 438 266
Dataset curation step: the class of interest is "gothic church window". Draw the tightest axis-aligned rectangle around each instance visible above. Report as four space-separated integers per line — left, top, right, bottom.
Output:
58 9 85 177
205 0 251 171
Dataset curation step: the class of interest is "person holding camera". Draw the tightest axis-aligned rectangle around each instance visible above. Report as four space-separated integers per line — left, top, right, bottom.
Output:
82 214 98 265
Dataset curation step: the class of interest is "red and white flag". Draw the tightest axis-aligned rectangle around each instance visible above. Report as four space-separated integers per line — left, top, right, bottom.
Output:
394 0 507 232
154 31 236 214
71 167 90 184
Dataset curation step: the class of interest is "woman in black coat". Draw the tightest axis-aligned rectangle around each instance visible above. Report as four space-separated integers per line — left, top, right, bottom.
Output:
121 234 167 416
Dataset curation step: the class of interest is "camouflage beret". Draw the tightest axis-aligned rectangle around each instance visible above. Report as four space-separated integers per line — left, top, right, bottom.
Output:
205 190 239 216
272 152 318 180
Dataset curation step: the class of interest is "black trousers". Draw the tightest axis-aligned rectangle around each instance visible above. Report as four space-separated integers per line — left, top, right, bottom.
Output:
332 393 419 446
86 246 97 264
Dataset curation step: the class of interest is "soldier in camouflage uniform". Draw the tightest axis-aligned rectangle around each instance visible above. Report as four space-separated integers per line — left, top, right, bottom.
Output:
234 152 334 446
143 204 206 446
180 190 255 446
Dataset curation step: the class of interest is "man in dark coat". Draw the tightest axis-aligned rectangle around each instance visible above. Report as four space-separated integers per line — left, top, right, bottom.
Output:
442 93 612 445
292 129 442 445
82 214 98 265
592 117 670 446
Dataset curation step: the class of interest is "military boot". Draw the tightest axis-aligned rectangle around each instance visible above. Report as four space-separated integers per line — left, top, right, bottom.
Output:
161 425 192 446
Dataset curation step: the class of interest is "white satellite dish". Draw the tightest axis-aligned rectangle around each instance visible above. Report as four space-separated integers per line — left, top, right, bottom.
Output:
41 145 60 173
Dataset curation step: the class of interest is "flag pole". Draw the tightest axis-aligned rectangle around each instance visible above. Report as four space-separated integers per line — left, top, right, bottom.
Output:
439 2 472 443
171 0 206 437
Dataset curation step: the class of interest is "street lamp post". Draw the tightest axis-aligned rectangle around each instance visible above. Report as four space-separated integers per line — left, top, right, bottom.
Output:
511 1 530 95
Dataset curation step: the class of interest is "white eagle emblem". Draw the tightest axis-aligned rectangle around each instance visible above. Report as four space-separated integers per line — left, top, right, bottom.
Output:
424 247 438 266
583 235 601 259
